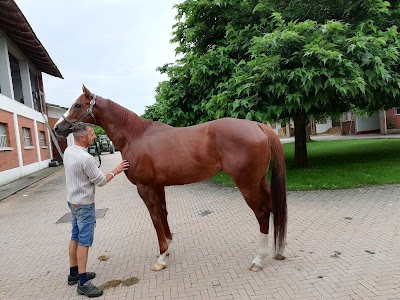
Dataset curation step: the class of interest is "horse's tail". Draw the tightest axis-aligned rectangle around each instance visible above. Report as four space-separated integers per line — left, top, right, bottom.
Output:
258 124 287 255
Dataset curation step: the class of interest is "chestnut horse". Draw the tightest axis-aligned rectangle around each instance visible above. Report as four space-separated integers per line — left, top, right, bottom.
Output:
55 86 287 272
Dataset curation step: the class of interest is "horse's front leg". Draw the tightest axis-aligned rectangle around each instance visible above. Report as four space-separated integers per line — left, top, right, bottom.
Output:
137 185 169 271
158 187 173 255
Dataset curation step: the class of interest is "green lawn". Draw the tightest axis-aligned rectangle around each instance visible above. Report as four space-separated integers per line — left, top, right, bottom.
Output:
212 139 400 190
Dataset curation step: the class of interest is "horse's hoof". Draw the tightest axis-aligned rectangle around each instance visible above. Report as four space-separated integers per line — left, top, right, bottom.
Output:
152 263 166 271
249 263 262 272
274 254 286 260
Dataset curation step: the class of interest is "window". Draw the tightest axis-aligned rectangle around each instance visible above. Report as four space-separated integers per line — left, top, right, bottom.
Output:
395 108 400 115
39 131 46 147
22 127 31 147
0 123 9 148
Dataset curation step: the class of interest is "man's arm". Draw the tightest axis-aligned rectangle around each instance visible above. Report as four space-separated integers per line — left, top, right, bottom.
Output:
83 157 129 186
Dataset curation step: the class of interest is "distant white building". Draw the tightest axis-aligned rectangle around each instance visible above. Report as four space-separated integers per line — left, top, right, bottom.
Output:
268 118 336 138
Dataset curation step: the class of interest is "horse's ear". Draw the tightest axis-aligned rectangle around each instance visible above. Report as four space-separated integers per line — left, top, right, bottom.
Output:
82 85 93 99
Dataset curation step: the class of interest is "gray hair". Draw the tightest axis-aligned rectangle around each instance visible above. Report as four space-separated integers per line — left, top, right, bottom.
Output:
72 122 93 140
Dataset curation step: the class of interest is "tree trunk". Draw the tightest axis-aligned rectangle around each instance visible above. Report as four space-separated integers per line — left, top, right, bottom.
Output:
286 121 291 137
294 111 308 168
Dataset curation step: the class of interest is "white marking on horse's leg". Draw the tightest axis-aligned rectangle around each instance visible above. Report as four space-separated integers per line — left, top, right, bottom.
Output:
158 252 167 265
250 233 269 271
165 238 172 255
154 239 172 258
152 238 171 271
152 251 168 271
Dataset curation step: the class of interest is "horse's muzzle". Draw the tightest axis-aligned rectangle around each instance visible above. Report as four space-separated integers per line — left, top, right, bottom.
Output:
54 123 72 137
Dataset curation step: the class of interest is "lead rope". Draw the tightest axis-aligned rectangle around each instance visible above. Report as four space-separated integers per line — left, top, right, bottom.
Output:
41 112 64 160
94 140 101 167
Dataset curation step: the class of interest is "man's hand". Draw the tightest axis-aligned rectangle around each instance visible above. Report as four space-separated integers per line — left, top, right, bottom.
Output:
112 160 129 176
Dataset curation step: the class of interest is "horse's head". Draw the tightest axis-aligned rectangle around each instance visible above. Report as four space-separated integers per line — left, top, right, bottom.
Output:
54 85 97 137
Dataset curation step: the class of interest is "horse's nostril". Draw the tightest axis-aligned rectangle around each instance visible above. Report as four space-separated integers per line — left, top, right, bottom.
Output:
54 125 59 132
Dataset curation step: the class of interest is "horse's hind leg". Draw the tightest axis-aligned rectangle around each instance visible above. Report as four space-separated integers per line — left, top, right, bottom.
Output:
236 178 272 272
137 185 169 271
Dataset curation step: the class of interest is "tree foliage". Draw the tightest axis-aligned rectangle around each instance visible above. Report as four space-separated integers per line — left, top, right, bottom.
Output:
144 0 400 167
93 125 106 136
275 0 399 26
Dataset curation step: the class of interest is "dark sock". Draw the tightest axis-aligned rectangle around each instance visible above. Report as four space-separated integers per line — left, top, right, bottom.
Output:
70 266 78 277
79 273 88 286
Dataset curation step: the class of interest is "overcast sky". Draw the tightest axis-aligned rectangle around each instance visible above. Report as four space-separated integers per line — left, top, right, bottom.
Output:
15 0 180 115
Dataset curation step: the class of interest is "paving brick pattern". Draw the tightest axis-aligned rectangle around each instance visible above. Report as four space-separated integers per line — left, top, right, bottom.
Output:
0 153 399 299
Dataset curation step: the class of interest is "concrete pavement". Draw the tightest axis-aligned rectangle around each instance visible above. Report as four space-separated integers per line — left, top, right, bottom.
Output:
0 165 62 202
0 151 400 299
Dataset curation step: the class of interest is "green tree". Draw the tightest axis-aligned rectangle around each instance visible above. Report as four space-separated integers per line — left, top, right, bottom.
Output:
144 0 400 167
274 0 399 26
93 125 106 136
145 0 272 124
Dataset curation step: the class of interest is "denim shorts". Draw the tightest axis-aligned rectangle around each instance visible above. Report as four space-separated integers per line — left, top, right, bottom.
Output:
68 202 96 247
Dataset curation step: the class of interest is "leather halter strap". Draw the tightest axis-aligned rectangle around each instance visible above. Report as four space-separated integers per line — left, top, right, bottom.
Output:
63 94 97 127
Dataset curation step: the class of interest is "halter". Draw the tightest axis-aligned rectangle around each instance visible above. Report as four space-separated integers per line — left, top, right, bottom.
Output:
62 94 97 127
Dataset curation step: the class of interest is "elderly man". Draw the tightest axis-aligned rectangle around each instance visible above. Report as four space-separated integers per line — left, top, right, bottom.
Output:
63 122 129 298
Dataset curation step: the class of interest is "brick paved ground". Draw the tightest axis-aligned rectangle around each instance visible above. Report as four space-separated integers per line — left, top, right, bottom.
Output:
0 152 399 300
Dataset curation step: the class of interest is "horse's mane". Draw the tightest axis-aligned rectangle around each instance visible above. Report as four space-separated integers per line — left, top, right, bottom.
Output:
107 98 152 137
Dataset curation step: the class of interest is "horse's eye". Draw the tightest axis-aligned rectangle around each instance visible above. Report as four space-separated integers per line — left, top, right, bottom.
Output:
74 104 81 109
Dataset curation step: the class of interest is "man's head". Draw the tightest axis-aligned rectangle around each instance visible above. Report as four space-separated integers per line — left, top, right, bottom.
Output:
72 122 96 147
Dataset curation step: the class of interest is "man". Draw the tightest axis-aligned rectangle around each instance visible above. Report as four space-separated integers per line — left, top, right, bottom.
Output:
63 122 129 298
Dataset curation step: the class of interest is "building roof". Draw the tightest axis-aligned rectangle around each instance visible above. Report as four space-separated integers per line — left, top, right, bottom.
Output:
47 102 68 110
0 0 63 78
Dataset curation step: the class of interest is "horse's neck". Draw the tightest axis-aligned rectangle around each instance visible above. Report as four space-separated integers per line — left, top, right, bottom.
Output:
95 97 150 151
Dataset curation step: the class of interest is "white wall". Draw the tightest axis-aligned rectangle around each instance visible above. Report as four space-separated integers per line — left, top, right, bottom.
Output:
47 105 66 119
0 95 51 186
355 112 380 133
0 93 44 121
315 118 333 134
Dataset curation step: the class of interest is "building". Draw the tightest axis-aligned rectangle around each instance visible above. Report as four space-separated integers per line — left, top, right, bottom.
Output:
0 0 63 186
46 103 73 163
340 109 400 135
269 118 337 138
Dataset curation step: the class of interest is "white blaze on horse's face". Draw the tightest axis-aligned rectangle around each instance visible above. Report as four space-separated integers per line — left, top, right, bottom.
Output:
54 105 72 128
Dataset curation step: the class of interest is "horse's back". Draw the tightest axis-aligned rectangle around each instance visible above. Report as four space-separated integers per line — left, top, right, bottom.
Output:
207 118 272 146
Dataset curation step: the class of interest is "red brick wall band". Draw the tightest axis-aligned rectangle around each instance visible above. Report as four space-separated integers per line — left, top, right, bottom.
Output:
17 115 38 166
36 121 51 161
0 109 18 171
386 108 400 129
